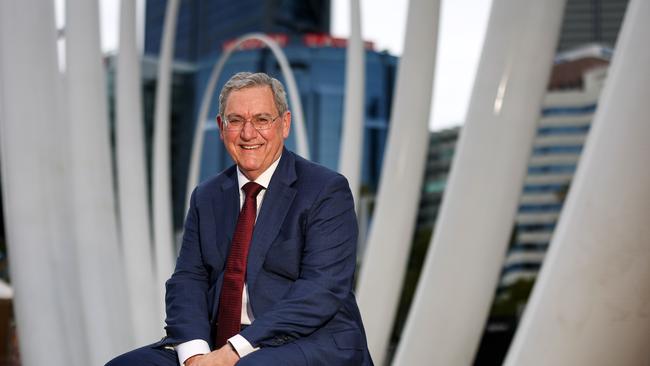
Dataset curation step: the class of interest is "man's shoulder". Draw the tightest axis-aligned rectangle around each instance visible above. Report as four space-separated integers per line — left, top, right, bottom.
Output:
194 164 237 197
290 151 340 180
286 150 349 190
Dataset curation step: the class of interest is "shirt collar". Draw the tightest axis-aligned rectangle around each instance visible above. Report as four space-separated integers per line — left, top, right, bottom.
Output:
237 156 281 191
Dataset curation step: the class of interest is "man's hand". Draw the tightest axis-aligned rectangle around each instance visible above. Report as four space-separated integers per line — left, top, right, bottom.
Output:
184 344 240 366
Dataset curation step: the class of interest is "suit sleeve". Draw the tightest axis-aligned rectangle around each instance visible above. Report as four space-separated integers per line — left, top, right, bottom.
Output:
240 173 358 347
163 188 213 344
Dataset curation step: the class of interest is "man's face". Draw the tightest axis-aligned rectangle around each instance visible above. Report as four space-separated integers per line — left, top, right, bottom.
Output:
219 86 290 181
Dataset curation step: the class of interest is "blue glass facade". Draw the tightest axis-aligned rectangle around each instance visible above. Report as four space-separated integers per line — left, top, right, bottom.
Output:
196 46 397 190
145 0 331 62
501 103 596 284
143 0 398 227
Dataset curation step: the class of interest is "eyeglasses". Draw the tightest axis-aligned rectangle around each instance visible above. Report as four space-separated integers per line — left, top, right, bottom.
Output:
223 114 281 131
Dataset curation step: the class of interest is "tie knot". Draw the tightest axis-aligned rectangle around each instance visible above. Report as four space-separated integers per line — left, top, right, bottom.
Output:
242 182 264 199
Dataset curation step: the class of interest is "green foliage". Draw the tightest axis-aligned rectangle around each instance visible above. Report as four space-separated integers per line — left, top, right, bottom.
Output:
490 278 536 318
390 227 433 342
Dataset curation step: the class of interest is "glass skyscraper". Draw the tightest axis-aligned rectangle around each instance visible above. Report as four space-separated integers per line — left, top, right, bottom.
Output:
141 0 398 229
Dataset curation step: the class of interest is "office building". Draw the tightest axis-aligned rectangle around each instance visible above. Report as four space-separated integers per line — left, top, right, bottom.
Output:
140 0 398 229
557 0 629 51
416 127 461 230
499 45 610 288
144 0 331 62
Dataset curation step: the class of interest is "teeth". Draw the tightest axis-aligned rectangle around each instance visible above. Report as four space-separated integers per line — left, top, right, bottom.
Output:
241 145 261 150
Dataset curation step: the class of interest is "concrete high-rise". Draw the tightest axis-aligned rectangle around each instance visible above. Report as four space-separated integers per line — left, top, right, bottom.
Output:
499 45 610 289
557 0 629 51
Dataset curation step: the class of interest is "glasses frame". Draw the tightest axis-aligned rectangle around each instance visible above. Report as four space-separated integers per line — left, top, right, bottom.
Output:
223 114 282 131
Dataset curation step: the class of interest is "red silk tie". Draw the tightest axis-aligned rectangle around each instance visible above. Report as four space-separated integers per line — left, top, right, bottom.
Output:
215 181 264 348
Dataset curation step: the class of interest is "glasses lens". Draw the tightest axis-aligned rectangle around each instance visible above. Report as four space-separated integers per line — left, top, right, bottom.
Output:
225 118 243 130
225 115 278 130
253 116 272 129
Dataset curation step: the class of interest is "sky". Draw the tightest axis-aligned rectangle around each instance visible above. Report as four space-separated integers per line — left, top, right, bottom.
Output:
331 0 492 130
95 0 493 131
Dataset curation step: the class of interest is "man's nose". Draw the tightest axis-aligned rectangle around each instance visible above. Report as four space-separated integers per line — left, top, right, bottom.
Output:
240 121 258 139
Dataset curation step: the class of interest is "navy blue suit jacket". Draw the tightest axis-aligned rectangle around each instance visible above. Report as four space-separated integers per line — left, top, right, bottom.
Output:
163 149 373 365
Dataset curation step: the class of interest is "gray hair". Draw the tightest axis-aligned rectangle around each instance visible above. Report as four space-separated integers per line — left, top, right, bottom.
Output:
218 72 289 120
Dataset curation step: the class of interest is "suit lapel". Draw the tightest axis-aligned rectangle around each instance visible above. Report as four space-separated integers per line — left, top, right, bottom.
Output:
214 167 240 261
246 150 297 291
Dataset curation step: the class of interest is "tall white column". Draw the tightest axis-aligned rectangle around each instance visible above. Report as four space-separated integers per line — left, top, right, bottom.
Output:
117 0 164 343
186 33 309 208
504 1 650 364
52 69 90 366
354 0 440 364
338 0 365 204
392 0 566 364
0 2 83 365
66 0 134 361
152 0 180 303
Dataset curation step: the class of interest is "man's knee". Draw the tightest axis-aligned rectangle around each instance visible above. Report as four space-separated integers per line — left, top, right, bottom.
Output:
105 352 131 366
105 345 178 366
236 343 305 366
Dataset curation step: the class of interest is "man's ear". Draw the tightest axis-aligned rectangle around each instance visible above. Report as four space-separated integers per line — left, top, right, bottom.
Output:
217 115 224 140
282 111 291 139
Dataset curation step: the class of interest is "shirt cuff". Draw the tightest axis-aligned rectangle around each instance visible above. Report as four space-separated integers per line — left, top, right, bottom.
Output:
228 334 259 358
174 339 210 365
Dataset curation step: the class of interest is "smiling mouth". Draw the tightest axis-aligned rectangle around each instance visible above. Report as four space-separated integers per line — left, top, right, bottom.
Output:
241 144 262 150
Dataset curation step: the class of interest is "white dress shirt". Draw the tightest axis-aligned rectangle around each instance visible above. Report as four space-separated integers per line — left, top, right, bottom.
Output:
175 158 280 365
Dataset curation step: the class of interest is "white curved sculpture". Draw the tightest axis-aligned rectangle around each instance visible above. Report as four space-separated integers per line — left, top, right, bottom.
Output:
354 0 440 364
392 0 566 364
338 0 365 205
66 0 134 362
152 0 180 309
116 0 164 344
504 0 650 364
0 1 83 365
186 33 309 208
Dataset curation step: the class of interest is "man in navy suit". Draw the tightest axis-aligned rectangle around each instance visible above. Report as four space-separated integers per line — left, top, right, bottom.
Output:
107 72 372 366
